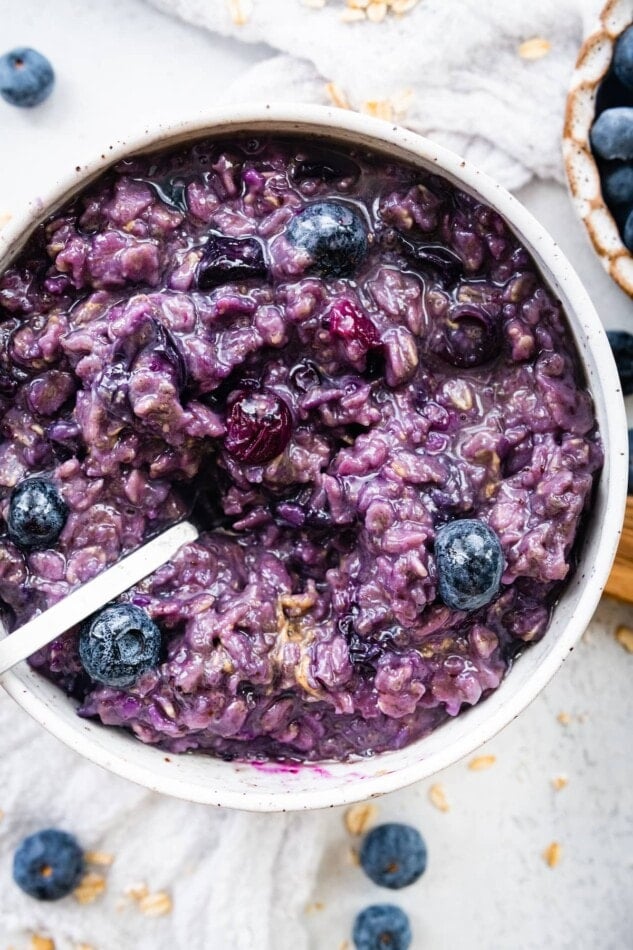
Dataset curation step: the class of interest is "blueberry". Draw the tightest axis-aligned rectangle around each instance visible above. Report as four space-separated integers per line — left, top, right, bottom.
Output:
79 604 161 688
224 388 292 465
197 233 267 290
628 429 633 494
328 299 382 353
602 164 633 205
286 201 368 277
7 477 67 549
353 905 412 950
606 330 633 395
436 303 500 368
359 823 427 889
591 108 633 160
13 829 84 901
623 206 633 252
435 519 504 611
0 48 54 108
614 26 633 90
395 234 463 285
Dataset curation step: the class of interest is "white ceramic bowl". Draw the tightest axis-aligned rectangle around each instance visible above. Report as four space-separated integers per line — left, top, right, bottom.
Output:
0 106 627 811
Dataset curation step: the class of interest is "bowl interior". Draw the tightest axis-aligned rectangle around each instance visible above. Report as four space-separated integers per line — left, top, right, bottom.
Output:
0 107 627 811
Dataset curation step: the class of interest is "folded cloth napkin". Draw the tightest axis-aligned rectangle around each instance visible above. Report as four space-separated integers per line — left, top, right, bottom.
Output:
0 1 607 948
145 0 604 190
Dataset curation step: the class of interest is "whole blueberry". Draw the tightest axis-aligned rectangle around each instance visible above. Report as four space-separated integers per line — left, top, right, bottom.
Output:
286 201 368 277
197 233 267 290
606 330 633 395
614 26 633 90
13 829 84 901
353 905 412 950
602 164 633 206
591 108 633 160
435 519 504 611
224 389 292 465
628 429 633 494
436 303 500 368
0 48 54 108
359 823 427 889
7 477 67 550
79 604 161 688
623 206 633 252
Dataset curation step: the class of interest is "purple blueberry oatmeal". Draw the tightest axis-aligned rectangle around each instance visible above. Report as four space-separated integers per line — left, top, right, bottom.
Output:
0 135 601 761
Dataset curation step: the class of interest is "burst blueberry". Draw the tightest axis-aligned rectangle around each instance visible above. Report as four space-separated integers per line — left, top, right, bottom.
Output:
79 604 161 688
0 48 54 108
353 905 412 950
435 519 504 611
614 25 633 90
225 389 292 465
437 303 500 368
197 233 267 289
13 829 84 901
606 330 633 395
359 823 427 889
7 477 67 549
286 201 368 277
591 108 633 160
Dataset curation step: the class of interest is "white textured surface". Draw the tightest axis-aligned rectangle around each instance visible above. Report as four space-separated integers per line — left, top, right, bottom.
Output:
0 1 631 949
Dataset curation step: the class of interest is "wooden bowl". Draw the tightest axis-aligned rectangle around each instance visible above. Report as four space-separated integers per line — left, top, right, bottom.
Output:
564 0 633 296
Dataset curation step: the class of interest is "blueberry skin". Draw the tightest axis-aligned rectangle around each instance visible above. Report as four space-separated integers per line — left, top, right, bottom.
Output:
628 429 633 495
7 477 68 550
606 330 633 395
13 829 84 901
197 233 267 289
286 201 368 277
353 904 412 950
359 823 427 889
602 164 633 205
435 519 504 611
623 206 633 252
0 48 54 108
614 26 633 90
79 604 161 688
591 108 633 160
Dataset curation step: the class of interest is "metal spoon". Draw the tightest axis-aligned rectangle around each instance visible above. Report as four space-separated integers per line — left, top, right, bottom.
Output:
0 519 198 678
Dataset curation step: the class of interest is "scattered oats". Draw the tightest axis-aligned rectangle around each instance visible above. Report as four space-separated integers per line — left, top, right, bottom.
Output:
339 942 351 950
468 754 496 771
557 711 572 726
552 776 568 791
75 944 95 950
125 881 150 901
616 625 633 653
74 871 106 905
139 890 173 918
228 0 253 26
367 2 387 22
302 0 327 7
348 0 370 8
85 850 114 867
428 783 450 812
325 81 351 109
305 901 325 914
31 938 55 950
390 0 418 13
0 212 12 230
543 841 562 868
344 802 378 835
363 99 393 121
340 7 366 21
518 37 551 61
389 87 414 118
347 846 361 866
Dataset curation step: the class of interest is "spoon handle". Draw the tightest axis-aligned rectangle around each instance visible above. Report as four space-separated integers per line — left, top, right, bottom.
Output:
0 520 198 678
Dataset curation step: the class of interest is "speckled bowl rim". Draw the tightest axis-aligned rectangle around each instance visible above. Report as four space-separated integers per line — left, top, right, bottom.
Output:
564 0 633 296
0 105 627 811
